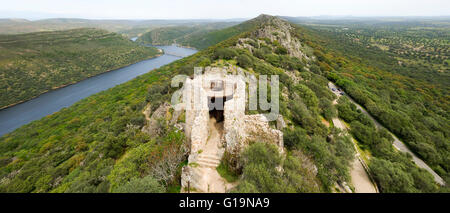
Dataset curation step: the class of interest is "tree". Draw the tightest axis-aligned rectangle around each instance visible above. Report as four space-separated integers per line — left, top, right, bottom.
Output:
294 84 319 110
233 142 320 193
370 158 416 193
214 48 237 60
283 127 308 149
236 54 253 69
148 141 187 186
275 46 288 55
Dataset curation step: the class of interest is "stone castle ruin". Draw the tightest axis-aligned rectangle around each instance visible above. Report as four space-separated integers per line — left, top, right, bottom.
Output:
178 66 284 192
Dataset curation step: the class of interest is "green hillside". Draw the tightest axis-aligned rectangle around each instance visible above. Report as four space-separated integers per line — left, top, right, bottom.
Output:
0 28 160 108
175 18 273 49
136 26 201 45
135 22 238 47
136 17 280 50
0 15 445 193
290 22 449 186
0 18 235 36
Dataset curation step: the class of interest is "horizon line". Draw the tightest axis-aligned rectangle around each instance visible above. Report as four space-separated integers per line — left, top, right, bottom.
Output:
2 15 450 22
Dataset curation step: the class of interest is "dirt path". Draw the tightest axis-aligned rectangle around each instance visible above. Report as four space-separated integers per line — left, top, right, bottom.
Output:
203 118 223 156
350 154 377 193
333 116 378 193
329 83 378 193
328 82 444 186
189 118 235 192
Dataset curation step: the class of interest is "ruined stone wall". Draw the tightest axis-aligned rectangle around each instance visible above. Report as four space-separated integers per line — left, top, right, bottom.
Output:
183 77 209 161
242 114 284 151
223 74 246 156
183 66 284 167
181 66 287 191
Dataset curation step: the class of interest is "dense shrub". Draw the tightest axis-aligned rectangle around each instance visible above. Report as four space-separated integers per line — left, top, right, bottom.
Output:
114 175 164 193
283 127 355 191
213 48 237 60
233 142 320 193
275 46 288 55
336 96 439 192
236 54 253 69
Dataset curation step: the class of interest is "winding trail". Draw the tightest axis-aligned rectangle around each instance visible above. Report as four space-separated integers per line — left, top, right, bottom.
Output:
332 106 378 193
328 82 445 186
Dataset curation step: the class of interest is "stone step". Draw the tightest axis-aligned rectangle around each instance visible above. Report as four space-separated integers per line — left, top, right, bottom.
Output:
197 160 219 167
198 154 222 161
198 155 221 163
197 160 219 168
197 158 220 166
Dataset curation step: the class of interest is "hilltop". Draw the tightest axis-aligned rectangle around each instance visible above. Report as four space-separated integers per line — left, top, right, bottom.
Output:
136 14 286 50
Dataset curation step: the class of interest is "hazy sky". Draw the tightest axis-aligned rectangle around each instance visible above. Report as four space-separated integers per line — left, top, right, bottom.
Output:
1 0 449 20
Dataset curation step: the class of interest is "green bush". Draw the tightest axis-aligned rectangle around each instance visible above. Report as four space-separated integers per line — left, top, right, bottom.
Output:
114 175 165 193
213 48 237 60
337 95 439 192
216 161 238 183
275 46 288 55
236 54 253 69
233 142 320 193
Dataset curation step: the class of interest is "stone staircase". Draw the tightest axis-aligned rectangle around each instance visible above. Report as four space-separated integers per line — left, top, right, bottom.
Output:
181 117 232 192
196 153 221 168
184 153 224 192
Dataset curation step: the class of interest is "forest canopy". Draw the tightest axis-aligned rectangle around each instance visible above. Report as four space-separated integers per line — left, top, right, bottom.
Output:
0 28 160 108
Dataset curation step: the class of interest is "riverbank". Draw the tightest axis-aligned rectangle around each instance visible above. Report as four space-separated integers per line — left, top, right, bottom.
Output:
137 41 198 51
0 45 197 136
0 52 162 111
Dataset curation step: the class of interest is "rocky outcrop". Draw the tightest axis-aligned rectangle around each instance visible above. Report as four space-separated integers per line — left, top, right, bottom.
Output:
141 102 171 136
244 115 283 150
235 38 256 53
235 15 310 61
276 115 287 130
255 16 309 60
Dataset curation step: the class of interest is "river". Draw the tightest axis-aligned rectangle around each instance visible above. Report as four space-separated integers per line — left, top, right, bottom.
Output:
0 45 197 136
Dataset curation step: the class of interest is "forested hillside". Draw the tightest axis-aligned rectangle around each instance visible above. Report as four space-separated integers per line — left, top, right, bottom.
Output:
0 15 445 193
0 15 354 193
289 21 449 187
136 23 237 46
0 18 238 37
291 19 450 89
136 18 271 50
0 28 160 108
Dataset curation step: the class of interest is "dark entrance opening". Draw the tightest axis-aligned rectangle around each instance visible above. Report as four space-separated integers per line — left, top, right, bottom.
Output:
208 96 231 123
208 96 224 122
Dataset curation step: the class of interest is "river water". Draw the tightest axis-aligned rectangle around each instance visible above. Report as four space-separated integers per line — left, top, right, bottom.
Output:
0 45 197 136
